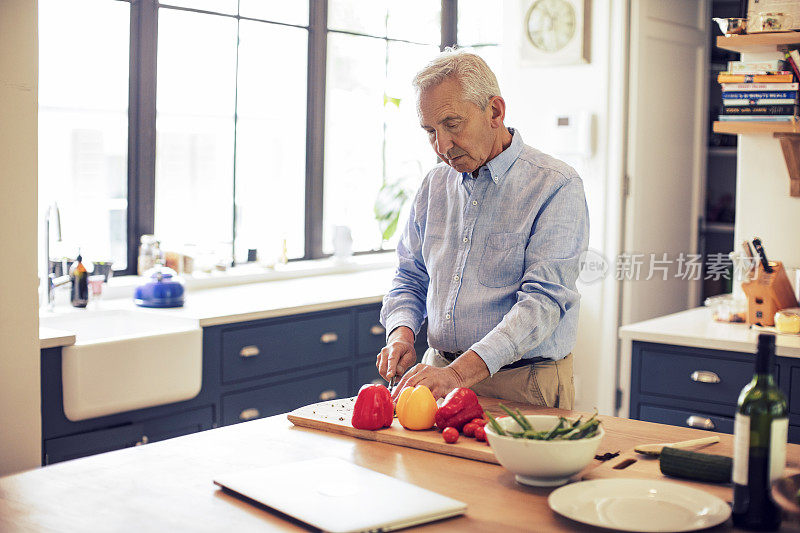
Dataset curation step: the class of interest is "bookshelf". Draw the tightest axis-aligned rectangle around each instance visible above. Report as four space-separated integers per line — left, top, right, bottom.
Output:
716 33 800 54
713 121 800 134
713 32 800 197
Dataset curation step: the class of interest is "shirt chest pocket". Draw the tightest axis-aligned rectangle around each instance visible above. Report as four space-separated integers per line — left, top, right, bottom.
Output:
478 232 526 288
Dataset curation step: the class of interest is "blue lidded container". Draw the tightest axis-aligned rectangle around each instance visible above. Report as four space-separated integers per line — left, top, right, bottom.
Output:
134 266 185 308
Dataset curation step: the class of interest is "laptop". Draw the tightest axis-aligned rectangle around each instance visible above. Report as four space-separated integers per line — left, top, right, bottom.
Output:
213 457 467 533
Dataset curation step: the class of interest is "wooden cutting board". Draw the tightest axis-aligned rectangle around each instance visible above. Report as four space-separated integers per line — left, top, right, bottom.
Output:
287 396 499 464
582 447 735 501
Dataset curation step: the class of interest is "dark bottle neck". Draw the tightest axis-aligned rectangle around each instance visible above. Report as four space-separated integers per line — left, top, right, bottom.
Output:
755 334 776 375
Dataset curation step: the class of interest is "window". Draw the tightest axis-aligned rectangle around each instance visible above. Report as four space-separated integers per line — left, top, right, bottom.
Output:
38 0 130 270
38 0 501 275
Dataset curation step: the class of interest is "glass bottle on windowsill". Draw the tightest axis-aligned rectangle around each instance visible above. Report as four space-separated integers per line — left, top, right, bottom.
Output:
69 252 89 308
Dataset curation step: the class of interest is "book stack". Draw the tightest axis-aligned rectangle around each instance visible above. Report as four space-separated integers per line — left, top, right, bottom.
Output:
717 52 800 122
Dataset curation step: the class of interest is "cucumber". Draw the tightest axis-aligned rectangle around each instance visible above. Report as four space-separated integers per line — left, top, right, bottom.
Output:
659 447 732 483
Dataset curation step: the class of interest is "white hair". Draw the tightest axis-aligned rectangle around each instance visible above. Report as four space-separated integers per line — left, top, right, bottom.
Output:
412 48 501 111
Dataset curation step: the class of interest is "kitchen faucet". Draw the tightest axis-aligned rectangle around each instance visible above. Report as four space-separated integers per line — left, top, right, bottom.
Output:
44 203 69 309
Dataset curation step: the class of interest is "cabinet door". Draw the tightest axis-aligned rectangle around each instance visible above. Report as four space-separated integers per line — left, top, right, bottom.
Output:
222 369 351 425
221 312 352 383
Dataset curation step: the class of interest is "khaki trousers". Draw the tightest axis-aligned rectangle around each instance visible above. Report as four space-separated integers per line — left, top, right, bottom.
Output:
422 348 574 409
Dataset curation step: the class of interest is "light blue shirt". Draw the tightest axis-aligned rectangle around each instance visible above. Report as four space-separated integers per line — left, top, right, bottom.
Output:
380 129 589 375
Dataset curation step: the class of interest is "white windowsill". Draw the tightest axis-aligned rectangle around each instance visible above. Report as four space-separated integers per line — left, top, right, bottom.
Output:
100 253 397 301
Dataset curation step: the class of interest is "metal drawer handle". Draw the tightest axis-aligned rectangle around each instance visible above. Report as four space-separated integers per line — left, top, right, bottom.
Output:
320 332 339 344
690 370 721 384
686 416 715 430
135 435 149 446
319 390 337 401
240 345 260 358
370 325 385 336
239 408 260 421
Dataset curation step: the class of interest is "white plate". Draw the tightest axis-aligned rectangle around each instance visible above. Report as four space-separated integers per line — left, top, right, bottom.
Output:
548 479 731 532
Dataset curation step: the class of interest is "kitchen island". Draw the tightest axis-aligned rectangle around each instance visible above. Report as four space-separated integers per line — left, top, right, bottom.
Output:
3 398 800 532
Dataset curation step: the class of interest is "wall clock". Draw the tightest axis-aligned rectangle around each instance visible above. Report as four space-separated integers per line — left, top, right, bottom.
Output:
521 0 590 65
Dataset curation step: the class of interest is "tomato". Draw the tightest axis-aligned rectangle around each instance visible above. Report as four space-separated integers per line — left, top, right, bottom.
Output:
463 422 478 437
474 426 487 442
442 427 459 444
470 418 487 426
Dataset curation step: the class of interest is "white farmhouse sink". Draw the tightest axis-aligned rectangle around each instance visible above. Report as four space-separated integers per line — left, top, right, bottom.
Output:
40 309 202 421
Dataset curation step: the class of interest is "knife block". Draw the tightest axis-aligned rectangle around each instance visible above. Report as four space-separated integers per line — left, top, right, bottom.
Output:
742 261 799 326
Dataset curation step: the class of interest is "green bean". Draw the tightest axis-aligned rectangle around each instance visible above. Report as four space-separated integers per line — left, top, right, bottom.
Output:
499 404 531 431
483 409 506 436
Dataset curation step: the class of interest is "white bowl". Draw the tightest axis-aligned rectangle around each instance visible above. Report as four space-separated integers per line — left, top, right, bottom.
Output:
486 414 604 487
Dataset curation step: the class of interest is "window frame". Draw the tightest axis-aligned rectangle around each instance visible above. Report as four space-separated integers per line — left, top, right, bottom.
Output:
118 0 459 275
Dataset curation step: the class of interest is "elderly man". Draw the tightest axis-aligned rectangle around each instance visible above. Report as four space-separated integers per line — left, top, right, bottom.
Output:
376 50 589 408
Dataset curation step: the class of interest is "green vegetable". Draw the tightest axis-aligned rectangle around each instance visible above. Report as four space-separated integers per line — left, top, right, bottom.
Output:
659 447 732 483
484 405 602 441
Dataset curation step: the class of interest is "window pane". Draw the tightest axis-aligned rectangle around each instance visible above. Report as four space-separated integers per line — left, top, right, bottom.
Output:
324 34 385 253
328 0 388 37
155 9 237 260
387 1 440 45
234 21 308 261
324 35 436 254
158 0 237 15
239 0 308 26
38 0 130 270
457 0 503 45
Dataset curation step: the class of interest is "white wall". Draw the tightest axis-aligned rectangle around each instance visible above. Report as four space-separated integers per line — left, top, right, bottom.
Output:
733 49 800 287
0 0 42 475
735 134 800 271
500 0 626 413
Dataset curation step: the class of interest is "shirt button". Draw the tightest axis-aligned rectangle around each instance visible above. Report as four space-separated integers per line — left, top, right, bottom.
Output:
445 313 451 319
453 274 459 281
472 200 478 206
463 237 468 243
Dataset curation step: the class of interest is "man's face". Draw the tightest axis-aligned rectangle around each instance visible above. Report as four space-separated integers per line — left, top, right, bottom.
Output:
418 77 497 174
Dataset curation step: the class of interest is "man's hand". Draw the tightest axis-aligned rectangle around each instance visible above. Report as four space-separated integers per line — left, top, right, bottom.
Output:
390 364 462 400
391 350 491 401
376 326 417 382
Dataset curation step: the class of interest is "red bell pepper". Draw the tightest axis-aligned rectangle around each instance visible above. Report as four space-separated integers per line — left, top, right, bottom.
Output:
435 387 484 431
351 384 393 430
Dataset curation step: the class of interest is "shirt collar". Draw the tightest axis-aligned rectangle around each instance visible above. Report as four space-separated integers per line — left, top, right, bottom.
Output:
461 127 522 185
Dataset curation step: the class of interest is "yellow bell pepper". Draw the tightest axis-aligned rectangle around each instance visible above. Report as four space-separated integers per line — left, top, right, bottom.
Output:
395 385 437 430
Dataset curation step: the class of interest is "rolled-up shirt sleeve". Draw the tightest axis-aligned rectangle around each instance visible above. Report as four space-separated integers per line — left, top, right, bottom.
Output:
380 183 430 340
469 175 589 375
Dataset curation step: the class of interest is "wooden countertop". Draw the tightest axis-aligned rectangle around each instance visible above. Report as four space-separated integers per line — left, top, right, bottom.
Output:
2 399 800 532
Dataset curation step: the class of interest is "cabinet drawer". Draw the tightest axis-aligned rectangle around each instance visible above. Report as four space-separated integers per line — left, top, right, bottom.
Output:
222 312 352 383
222 369 351 425
355 361 385 392
43 406 215 465
44 424 144 465
141 406 214 443
639 348 764 406
639 404 734 434
356 308 386 357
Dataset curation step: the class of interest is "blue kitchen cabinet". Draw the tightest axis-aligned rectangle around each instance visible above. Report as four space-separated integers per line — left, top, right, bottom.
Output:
40 302 429 464
40 346 217 465
629 341 800 443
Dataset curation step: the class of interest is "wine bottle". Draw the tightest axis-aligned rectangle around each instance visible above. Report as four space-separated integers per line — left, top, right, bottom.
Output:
751 237 773 274
69 253 88 308
732 333 787 531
